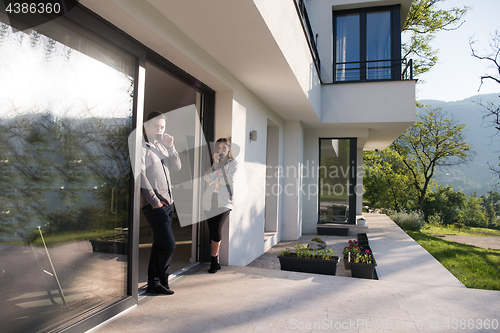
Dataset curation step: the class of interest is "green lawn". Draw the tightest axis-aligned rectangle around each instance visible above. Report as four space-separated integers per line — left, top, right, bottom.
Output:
406 231 500 291
422 225 500 237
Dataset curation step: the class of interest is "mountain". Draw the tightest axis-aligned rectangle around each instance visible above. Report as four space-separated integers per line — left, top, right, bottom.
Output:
418 93 500 196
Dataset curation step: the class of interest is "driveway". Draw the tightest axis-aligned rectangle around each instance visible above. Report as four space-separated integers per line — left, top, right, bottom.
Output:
433 234 500 250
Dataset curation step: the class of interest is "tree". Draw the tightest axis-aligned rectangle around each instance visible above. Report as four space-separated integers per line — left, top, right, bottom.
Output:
403 0 468 77
458 193 487 228
0 27 133 240
391 108 474 211
480 191 500 228
422 185 466 225
363 149 419 211
470 31 500 177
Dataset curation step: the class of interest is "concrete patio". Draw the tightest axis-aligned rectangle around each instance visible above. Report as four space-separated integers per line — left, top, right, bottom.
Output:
91 214 500 333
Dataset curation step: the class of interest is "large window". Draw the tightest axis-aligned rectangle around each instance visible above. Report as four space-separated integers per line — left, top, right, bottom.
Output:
334 6 401 82
0 3 216 332
0 17 135 333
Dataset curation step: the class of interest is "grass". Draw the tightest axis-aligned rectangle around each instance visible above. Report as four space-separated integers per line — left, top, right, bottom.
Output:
406 231 500 291
421 225 500 237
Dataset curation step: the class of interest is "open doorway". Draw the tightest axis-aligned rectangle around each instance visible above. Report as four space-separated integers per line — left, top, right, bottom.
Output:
138 61 204 288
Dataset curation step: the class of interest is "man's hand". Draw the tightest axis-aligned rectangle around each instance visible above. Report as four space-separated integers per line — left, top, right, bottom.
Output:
162 133 174 148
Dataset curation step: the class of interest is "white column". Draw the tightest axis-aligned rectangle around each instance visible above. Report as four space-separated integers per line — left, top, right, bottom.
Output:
216 91 233 266
281 120 304 240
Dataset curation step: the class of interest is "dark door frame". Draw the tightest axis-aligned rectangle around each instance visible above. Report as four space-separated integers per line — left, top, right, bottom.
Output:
143 51 215 264
317 137 357 225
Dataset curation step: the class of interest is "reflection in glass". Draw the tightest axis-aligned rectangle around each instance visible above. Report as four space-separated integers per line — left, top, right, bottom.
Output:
336 13 360 81
367 11 391 80
0 20 133 333
318 139 350 223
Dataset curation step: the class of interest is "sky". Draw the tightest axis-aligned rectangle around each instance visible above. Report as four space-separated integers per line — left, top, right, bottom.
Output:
414 0 500 102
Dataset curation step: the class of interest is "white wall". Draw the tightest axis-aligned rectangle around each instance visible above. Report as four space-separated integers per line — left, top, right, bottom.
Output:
322 81 416 124
254 0 322 120
227 90 284 266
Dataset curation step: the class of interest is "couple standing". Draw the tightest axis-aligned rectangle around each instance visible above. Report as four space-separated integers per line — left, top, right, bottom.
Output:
141 112 236 294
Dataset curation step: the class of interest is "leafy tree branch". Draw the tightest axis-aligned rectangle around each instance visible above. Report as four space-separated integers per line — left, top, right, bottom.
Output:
403 0 468 77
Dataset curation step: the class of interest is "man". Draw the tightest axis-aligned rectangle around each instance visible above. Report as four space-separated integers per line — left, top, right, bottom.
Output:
141 111 181 294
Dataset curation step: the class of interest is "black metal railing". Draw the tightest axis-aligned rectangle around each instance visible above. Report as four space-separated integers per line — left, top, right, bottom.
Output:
294 0 321 75
334 58 413 82
402 58 413 80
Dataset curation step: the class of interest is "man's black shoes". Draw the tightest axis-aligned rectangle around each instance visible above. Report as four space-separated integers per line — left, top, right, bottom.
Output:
146 283 174 295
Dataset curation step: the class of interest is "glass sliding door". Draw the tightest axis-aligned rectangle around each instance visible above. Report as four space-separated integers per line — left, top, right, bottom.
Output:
335 13 360 81
139 61 203 286
318 138 356 224
0 18 134 333
366 11 391 80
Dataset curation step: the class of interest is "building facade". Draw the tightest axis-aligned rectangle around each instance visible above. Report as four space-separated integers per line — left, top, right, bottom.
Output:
0 0 415 332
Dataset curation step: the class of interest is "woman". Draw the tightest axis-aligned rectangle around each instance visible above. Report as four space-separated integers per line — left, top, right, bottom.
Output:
203 138 237 273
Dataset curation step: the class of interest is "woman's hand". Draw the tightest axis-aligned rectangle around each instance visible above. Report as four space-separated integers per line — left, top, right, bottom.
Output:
213 152 220 164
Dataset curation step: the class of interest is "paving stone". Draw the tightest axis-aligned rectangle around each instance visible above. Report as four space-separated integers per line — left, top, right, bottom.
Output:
94 214 500 333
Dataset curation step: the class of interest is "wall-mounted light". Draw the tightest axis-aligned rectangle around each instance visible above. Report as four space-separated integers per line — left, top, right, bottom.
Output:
250 130 257 142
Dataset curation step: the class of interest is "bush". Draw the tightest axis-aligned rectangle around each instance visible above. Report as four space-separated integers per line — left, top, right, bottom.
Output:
388 209 425 231
427 213 443 227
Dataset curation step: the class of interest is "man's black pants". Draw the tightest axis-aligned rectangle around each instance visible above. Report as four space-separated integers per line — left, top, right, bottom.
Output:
142 204 176 286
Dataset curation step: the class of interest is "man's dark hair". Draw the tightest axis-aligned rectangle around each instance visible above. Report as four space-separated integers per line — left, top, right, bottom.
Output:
146 111 165 122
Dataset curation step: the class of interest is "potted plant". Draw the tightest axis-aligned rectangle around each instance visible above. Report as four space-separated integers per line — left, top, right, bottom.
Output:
348 239 358 247
308 237 327 250
278 243 338 276
342 240 359 269
357 233 369 247
357 218 367 227
89 232 128 255
317 225 349 236
348 250 377 279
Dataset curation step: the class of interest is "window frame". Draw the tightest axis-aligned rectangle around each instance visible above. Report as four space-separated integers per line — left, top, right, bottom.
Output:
317 137 357 225
333 5 401 83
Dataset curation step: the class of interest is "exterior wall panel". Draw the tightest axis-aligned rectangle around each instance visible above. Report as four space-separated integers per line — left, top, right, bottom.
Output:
322 80 415 124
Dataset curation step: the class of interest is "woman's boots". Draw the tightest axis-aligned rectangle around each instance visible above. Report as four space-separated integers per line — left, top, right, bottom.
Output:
208 255 221 273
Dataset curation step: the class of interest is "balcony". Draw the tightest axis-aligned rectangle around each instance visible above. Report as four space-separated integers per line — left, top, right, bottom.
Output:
334 58 413 82
294 0 413 84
